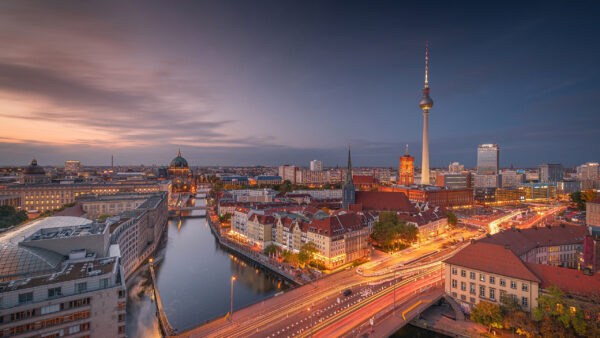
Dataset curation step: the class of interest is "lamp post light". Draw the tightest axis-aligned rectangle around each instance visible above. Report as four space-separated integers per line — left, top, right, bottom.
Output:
307 307 313 338
230 276 236 321
393 270 396 315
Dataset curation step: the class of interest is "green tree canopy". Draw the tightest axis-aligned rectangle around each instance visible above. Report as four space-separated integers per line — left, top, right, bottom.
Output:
263 243 281 256
370 211 419 252
533 286 587 337
0 205 28 228
298 242 318 264
471 301 503 332
446 212 458 228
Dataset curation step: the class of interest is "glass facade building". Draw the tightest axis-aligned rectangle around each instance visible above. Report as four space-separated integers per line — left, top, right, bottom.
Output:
477 144 499 175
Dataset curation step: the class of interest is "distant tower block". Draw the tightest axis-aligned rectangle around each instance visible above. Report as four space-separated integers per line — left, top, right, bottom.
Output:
399 144 415 186
419 41 434 185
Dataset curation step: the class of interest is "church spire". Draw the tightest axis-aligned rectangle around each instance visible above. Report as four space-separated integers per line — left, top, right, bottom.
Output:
345 145 353 184
177 148 182 157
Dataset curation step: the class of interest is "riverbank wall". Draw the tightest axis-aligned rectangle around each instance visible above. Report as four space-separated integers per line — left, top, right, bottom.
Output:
206 211 303 286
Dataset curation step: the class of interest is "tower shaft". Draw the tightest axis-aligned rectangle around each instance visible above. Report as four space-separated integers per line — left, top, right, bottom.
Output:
421 111 430 185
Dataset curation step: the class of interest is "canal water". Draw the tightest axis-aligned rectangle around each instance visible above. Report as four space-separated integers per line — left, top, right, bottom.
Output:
126 198 288 337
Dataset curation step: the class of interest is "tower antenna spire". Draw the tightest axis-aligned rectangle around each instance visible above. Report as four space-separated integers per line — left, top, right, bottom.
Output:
424 41 429 88
405 144 409 156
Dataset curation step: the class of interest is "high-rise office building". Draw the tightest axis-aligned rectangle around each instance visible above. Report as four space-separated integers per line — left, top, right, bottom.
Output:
477 144 499 175
538 163 563 183
310 160 323 172
419 42 433 185
398 145 415 186
278 165 299 184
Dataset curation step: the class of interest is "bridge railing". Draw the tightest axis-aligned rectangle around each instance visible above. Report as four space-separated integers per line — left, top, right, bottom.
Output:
149 259 177 337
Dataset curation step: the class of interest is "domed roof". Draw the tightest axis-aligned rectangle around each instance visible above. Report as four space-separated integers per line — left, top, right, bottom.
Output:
23 158 46 175
170 149 189 168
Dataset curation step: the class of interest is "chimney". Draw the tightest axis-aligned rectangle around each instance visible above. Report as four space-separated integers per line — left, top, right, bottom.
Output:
504 244 511 250
470 239 476 244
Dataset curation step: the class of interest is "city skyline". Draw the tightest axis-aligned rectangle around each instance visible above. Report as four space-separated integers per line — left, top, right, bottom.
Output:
1 1 599 167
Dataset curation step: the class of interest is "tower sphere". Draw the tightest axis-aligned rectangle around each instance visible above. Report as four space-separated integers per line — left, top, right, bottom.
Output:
419 91 434 111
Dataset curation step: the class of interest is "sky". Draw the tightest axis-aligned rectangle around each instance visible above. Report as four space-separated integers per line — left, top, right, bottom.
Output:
0 1 599 168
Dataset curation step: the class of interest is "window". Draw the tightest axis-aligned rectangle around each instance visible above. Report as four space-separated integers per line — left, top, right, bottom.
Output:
118 290 126 298
75 282 87 294
452 267 457 275
479 285 485 297
522 297 528 307
461 270 466 277
41 304 61 315
470 272 476 280
118 313 126 322
500 279 506 287
461 282 466 291
118 326 126 334
452 279 457 288
18 292 33 305
69 324 81 334
460 294 466 301
48 287 62 298
489 276 495 284
510 281 517 289
490 288 496 300
470 283 476 295
99 278 110 289
522 283 528 292
479 274 485 282
470 297 476 303
452 292 457 297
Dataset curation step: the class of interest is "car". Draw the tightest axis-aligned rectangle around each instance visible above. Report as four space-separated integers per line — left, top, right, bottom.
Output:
343 289 352 296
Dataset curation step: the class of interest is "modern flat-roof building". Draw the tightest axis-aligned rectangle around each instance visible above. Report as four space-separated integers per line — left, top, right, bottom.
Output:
477 144 499 175
310 160 323 172
0 216 127 337
538 163 563 183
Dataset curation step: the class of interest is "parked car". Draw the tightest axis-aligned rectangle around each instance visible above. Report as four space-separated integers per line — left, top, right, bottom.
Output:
343 289 352 296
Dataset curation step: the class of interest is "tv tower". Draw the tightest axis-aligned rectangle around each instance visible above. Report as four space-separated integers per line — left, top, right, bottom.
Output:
419 41 434 185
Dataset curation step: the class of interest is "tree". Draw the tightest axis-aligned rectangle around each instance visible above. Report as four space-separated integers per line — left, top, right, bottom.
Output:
446 212 458 228
370 212 419 252
298 242 318 264
570 192 585 210
0 205 28 228
582 190 598 203
503 311 536 337
264 243 281 256
533 286 588 337
471 301 503 332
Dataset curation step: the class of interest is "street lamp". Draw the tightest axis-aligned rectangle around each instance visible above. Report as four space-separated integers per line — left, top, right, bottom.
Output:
393 270 396 315
230 276 236 321
307 307 313 338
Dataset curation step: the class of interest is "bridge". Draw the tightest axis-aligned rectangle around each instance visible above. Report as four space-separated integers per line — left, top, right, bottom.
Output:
149 258 177 337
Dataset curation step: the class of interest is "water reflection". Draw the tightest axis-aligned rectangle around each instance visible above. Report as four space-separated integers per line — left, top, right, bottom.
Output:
126 198 288 337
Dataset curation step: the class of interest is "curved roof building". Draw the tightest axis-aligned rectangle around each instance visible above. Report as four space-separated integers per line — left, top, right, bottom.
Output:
170 149 189 168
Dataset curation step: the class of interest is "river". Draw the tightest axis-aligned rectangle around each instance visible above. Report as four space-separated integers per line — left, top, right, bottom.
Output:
125 198 289 337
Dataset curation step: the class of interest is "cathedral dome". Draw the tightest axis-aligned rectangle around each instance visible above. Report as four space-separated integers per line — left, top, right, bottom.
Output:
23 158 46 175
170 150 189 168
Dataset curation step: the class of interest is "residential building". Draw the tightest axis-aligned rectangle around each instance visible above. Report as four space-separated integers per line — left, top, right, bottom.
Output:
310 160 323 172
519 183 556 200
587 198 600 227
255 176 282 186
278 165 299 184
379 186 473 207
556 179 580 195
578 162 599 181
65 161 81 174
448 162 464 174
473 173 500 188
445 241 540 312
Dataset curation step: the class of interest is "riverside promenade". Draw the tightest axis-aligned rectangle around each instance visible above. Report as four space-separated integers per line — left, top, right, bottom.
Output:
206 210 305 286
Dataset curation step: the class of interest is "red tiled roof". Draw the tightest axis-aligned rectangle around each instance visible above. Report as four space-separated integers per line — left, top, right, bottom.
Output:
352 175 377 185
353 191 414 212
525 262 600 295
397 206 446 226
249 214 275 224
444 242 541 283
478 225 587 257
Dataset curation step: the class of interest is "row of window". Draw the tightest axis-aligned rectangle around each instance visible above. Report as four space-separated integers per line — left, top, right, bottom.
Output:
4 298 91 324
451 280 529 307
451 267 528 291
1 311 90 336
